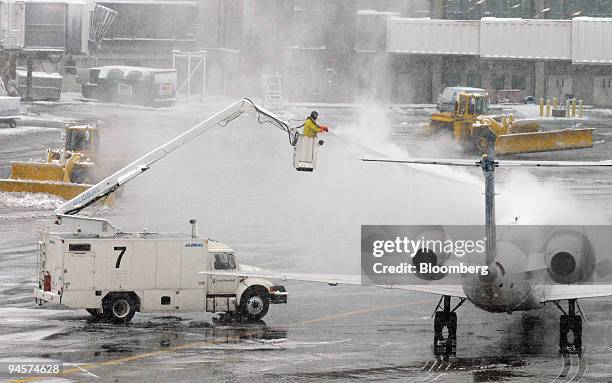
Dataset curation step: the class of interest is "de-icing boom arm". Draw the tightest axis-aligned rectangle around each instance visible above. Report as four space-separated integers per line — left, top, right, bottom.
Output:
54 99 294 227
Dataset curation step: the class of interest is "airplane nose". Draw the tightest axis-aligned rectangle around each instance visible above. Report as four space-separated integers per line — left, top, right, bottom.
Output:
479 263 497 283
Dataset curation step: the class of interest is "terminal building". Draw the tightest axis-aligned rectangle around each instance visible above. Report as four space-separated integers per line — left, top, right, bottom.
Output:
1 0 612 106
391 0 612 106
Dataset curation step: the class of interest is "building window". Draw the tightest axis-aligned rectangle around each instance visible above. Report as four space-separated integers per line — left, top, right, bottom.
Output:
444 72 461 87
101 3 198 41
604 0 612 16
538 0 612 18
24 4 66 49
492 75 505 90
467 73 481 88
446 0 536 19
511 74 526 90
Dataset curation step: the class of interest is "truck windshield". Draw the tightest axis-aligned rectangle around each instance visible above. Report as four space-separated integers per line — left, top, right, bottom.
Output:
214 253 236 270
66 129 91 152
470 97 488 115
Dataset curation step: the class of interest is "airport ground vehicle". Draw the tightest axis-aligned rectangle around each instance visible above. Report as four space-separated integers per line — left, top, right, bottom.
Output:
0 124 101 200
81 66 176 107
16 69 63 101
427 91 593 155
34 99 322 323
37 225 287 323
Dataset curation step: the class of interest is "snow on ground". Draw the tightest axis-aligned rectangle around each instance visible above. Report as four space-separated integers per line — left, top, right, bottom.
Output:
0 126 61 137
0 192 63 211
0 98 611 381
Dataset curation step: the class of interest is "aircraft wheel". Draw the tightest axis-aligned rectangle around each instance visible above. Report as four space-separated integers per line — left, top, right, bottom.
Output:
560 315 582 355
433 311 457 356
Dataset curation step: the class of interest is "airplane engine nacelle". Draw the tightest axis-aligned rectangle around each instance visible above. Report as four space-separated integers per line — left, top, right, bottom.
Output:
411 229 451 281
545 231 595 284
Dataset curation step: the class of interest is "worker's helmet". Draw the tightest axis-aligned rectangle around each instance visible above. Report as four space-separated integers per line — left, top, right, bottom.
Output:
310 111 318 120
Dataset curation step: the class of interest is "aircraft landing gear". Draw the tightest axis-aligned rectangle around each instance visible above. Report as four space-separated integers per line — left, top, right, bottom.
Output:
558 299 582 355
433 295 463 356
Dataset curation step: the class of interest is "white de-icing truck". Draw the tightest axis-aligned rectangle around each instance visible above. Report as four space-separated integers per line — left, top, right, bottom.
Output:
34 99 323 323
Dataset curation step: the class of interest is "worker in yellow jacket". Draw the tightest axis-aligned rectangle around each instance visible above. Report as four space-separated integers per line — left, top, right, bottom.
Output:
303 111 328 138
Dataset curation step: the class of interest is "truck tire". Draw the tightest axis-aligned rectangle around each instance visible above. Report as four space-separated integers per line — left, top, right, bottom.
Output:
103 293 137 323
86 308 104 319
239 287 269 321
472 128 496 155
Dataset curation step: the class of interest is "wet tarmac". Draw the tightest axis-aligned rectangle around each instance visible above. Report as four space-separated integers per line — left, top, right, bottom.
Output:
1 98 612 382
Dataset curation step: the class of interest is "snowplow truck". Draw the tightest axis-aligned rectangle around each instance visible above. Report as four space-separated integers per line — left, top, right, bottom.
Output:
0 124 102 200
426 92 593 155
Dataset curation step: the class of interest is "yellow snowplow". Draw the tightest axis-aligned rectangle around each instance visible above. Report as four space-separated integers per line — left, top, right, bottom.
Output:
0 124 103 200
426 92 593 155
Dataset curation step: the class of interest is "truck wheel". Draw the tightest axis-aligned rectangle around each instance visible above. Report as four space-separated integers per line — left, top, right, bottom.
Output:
239 288 269 321
103 293 137 323
473 128 496 154
475 136 489 154
86 308 104 319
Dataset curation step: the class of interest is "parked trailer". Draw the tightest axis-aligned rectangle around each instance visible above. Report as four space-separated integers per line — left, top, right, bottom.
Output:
82 66 176 107
16 70 63 101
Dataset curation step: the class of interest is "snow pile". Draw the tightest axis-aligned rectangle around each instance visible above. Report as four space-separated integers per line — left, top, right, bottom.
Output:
0 192 63 210
0 126 59 137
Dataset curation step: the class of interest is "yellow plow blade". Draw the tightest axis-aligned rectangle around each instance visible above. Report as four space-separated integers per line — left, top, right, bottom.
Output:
10 161 66 182
507 119 540 134
495 128 593 155
0 179 92 201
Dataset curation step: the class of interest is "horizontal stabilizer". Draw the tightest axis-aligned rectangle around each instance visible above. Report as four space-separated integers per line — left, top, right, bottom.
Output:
542 284 612 302
362 157 612 168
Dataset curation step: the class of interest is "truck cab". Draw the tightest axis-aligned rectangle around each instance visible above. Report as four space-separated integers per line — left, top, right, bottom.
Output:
34 228 287 323
437 86 487 113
